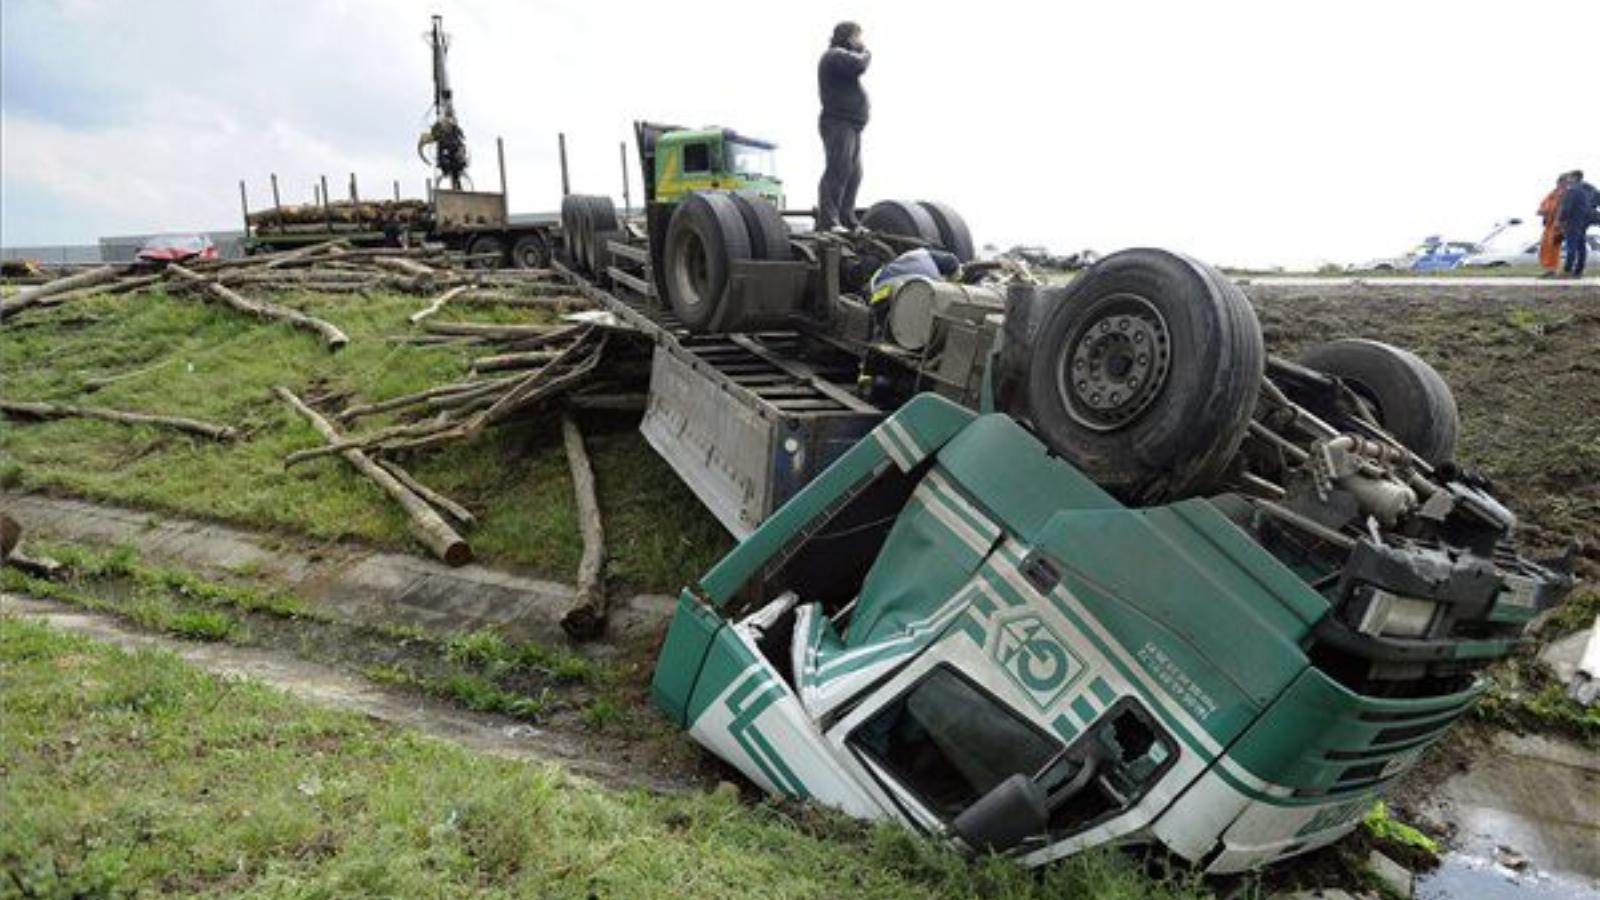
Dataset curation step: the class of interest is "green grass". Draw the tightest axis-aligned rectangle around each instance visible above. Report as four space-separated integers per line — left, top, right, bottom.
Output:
1473 654 1600 743
0 287 730 592
0 565 251 646
1362 802 1438 856
0 617 1212 898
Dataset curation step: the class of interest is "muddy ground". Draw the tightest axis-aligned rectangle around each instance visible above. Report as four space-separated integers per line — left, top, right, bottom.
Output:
1243 281 1600 577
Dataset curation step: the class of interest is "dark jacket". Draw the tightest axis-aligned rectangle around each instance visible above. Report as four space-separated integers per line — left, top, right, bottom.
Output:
819 45 871 127
1558 180 1598 228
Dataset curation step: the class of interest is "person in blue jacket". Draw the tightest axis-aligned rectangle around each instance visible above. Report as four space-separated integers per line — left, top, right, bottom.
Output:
1558 169 1598 277
817 22 871 232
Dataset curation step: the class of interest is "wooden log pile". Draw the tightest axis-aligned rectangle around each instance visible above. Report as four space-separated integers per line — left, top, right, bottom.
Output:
2 241 596 330
5 240 637 636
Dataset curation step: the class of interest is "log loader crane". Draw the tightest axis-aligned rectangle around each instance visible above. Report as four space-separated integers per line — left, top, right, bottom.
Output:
417 14 469 191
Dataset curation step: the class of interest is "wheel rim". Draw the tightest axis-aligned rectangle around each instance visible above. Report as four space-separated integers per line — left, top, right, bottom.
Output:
670 229 712 312
1055 292 1172 432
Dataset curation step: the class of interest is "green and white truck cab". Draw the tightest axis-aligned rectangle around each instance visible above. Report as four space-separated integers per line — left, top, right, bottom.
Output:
652 392 1570 871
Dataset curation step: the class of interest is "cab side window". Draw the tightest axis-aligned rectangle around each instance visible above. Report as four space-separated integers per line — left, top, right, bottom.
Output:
852 666 1060 819
683 142 710 173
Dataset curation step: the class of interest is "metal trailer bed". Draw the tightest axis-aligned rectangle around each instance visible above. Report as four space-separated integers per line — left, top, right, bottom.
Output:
552 254 886 537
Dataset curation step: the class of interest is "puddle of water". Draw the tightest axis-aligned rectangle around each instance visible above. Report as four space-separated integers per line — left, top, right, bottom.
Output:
1412 731 1600 899
1418 853 1599 900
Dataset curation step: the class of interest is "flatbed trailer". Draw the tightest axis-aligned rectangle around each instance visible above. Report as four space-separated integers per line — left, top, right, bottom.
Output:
236 140 560 269
553 254 887 536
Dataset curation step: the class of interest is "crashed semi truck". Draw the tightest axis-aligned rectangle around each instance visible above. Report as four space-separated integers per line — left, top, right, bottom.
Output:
553 123 1573 871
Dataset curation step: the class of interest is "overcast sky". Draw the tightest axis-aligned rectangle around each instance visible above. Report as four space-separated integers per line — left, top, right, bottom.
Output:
2 0 1596 267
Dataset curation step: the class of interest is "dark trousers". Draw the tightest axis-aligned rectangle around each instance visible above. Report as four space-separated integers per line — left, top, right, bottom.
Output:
1562 226 1588 275
817 116 863 229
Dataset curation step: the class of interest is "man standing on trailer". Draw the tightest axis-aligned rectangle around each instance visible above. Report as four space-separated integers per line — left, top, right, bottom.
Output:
817 21 871 233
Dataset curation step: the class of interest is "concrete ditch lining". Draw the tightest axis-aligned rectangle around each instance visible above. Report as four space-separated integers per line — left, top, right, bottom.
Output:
0 492 675 649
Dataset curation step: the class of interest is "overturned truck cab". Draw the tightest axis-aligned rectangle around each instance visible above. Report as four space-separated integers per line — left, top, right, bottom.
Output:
650 392 1571 872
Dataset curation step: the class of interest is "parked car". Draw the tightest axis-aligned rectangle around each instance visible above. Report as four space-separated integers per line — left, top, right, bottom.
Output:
135 234 217 264
1462 232 1600 268
1353 219 1523 272
1354 236 1479 272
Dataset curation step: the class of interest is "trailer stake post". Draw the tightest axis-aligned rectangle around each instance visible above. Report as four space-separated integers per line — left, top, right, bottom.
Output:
497 136 508 220
320 174 332 233
558 132 570 197
619 141 631 217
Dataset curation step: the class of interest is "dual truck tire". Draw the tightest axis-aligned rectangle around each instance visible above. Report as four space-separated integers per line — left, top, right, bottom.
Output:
1006 250 1459 501
561 194 619 276
662 195 977 331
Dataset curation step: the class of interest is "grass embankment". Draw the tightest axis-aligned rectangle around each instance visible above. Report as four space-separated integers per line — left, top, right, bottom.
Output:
0 616 1210 899
0 287 730 591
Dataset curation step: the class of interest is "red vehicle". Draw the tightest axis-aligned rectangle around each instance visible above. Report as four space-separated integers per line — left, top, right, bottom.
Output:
135 234 217 264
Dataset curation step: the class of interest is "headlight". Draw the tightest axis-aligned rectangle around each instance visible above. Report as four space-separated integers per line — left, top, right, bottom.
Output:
1356 589 1438 638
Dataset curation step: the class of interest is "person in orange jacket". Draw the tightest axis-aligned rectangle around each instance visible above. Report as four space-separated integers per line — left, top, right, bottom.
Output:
1538 172 1571 277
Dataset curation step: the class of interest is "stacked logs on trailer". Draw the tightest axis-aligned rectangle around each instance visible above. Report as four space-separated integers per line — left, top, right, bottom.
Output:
1 239 640 637
247 198 432 233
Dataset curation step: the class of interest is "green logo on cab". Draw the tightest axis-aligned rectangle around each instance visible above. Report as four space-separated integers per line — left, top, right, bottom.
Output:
993 612 1082 711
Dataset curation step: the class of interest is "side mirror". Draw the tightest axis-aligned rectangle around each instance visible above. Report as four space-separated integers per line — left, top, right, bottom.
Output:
951 773 1049 854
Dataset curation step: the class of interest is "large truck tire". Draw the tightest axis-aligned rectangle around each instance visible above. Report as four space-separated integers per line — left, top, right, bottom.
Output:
1014 248 1264 504
1298 339 1459 465
511 233 549 269
862 200 944 247
583 196 619 275
730 192 793 261
560 195 583 266
916 201 976 262
467 234 506 269
662 191 752 332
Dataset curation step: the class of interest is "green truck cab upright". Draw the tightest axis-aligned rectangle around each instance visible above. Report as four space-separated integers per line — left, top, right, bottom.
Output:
649 126 783 208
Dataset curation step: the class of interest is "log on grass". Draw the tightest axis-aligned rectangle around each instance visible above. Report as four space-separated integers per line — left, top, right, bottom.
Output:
376 459 477 528
338 374 516 422
455 291 592 309
559 413 607 639
373 256 437 278
0 399 237 440
408 285 471 325
0 273 162 321
0 265 125 320
420 320 563 339
283 417 460 466
469 348 563 373
377 348 603 453
274 386 470 565
260 239 352 270
167 264 349 350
